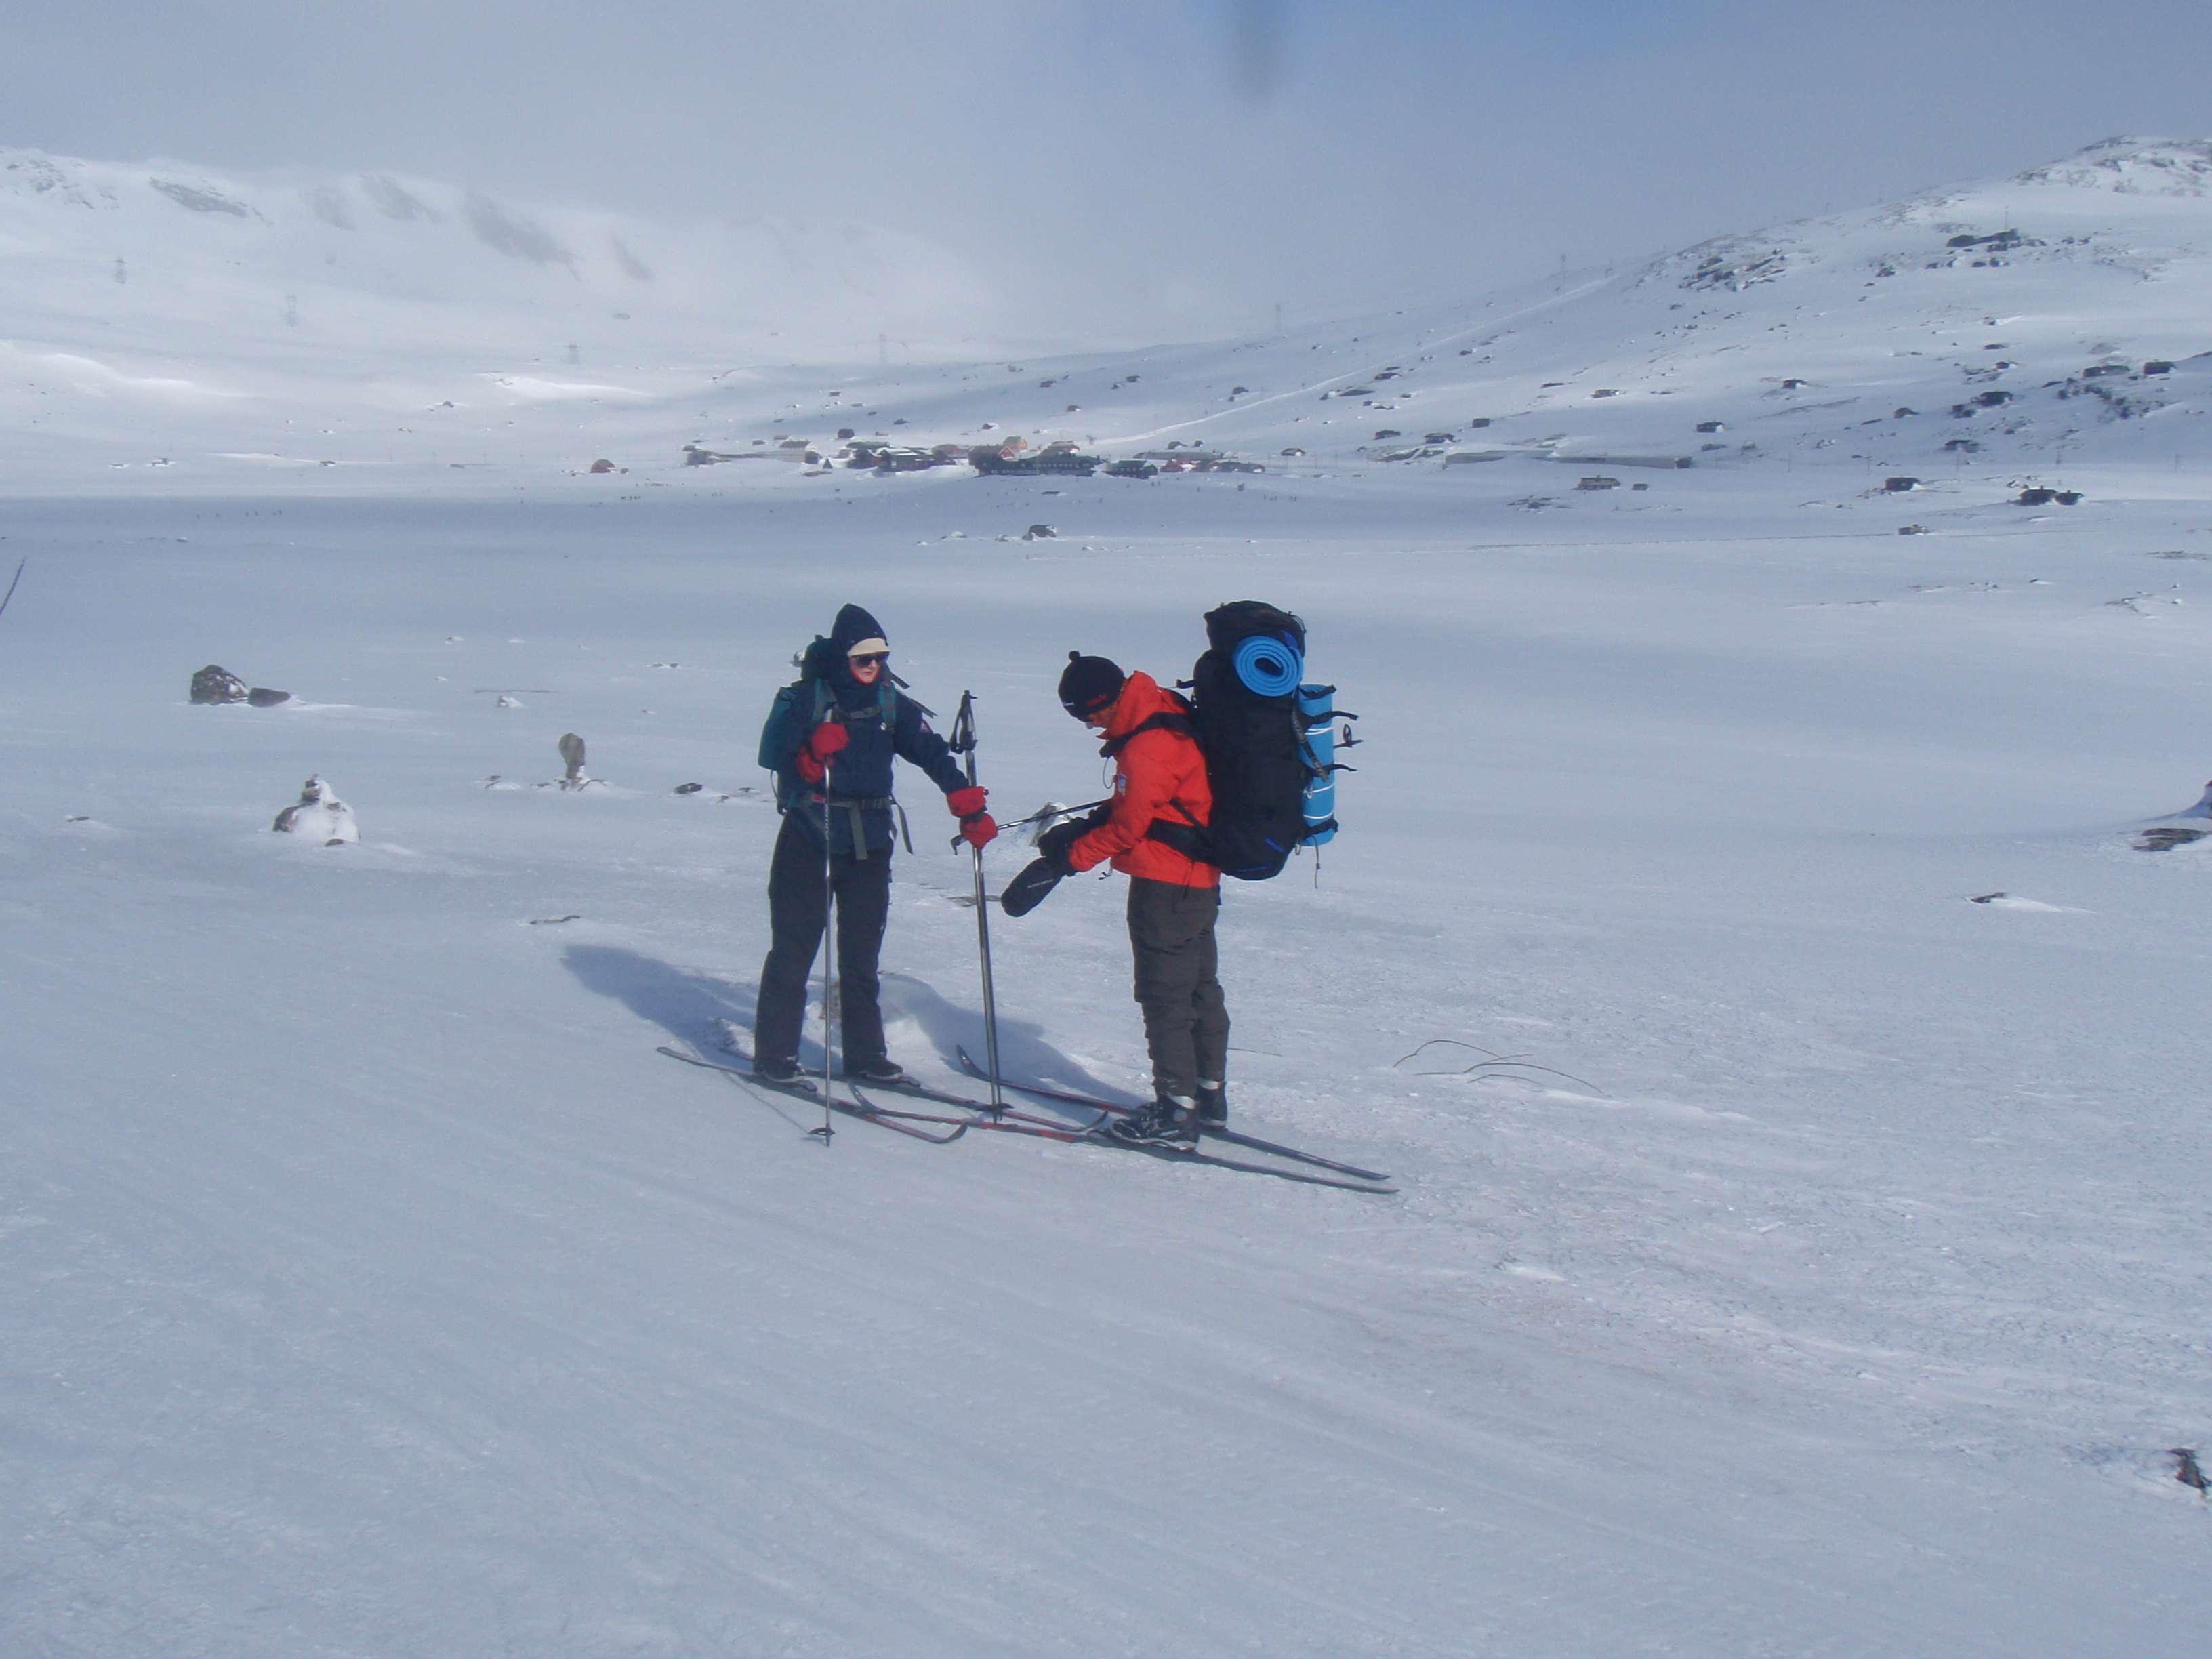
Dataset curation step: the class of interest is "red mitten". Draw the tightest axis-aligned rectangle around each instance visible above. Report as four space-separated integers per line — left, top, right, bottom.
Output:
958 813 998 850
947 785 987 818
806 722 851 762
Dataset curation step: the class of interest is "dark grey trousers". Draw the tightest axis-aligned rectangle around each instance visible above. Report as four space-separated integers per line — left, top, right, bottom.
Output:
755 816 894 1069
1126 877 1230 1101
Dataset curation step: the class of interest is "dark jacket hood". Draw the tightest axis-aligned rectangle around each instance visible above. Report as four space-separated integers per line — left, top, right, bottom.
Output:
801 603 889 694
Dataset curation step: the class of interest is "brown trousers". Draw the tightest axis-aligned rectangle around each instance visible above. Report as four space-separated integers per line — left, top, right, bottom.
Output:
1126 877 1230 1101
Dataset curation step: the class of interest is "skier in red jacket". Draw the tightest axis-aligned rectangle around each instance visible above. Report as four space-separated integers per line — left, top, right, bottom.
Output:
1039 651 1229 1144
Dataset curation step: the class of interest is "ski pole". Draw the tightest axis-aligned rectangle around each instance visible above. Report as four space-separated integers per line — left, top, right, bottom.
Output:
1003 796 1110 838
812 754 836 1143
949 693 1004 1115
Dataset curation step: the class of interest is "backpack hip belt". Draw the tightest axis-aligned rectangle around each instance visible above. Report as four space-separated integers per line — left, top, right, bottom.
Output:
806 792 910 859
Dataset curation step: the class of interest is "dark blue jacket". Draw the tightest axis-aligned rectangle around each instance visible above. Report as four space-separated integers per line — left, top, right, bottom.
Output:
773 627 966 859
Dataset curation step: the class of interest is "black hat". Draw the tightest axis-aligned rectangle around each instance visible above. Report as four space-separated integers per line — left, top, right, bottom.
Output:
1057 651 1125 719
830 602 888 657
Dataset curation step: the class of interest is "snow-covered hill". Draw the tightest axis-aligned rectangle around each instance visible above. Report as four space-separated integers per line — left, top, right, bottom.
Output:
7 138 2212 495
1 145 1012 487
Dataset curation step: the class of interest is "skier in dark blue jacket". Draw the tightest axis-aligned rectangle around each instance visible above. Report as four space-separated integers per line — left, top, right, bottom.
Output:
754 603 996 1085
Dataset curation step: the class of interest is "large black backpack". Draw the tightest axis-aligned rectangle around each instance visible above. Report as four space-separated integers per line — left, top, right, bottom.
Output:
1172 600 1345 881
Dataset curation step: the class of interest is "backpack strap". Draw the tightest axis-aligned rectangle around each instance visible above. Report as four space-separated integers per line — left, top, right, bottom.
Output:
1099 706 1195 758
1099 701 1211 858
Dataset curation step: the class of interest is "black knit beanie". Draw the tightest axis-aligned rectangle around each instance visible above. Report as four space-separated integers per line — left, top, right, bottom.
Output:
1057 651 1125 719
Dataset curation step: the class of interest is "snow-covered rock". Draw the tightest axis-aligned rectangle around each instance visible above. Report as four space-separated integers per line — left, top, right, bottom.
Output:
270 774 357 845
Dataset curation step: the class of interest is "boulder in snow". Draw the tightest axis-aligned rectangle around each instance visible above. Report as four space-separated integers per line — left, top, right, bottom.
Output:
190 665 248 704
190 665 291 707
272 775 358 846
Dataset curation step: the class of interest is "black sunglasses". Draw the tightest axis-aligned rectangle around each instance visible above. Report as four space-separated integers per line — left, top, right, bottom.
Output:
849 652 888 666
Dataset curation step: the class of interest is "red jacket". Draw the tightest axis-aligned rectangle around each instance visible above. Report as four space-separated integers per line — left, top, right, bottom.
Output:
1067 671 1219 888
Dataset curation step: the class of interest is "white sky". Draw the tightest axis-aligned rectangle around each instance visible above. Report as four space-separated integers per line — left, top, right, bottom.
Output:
10 0 2212 337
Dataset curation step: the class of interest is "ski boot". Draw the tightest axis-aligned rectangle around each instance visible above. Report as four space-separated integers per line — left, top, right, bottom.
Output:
754 1054 809 1086
1109 1094 1201 1147
1195 1081 1227 1130
844 1056 916 1090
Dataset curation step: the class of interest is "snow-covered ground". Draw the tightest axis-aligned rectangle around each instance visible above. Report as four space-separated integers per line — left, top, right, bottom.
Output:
6 140 2212 1656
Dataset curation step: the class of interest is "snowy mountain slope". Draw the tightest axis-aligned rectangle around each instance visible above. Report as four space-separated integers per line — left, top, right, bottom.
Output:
0 145 1011 487
9 138 2212 495
6 140 2212 1656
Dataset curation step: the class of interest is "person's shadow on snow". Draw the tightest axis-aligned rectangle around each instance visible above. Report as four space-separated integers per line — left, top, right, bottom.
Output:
876 970 1145 1109
561 944 1138 1112
563 944 752 1052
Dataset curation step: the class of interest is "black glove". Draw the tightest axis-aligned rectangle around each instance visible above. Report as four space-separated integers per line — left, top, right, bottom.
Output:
1036 819 1084 874
1000 858 1064 918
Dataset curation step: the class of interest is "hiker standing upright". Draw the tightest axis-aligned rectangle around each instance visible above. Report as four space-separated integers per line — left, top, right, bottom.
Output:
753 604 996 1086
1037 650 1229 1144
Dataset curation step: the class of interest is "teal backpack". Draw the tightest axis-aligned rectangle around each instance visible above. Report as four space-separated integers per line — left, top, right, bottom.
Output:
758 672 897 811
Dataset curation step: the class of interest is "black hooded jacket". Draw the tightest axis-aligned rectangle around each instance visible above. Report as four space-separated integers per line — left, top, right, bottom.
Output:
772 604 967 857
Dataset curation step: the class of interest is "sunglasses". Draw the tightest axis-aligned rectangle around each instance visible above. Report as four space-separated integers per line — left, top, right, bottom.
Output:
849 652 888 667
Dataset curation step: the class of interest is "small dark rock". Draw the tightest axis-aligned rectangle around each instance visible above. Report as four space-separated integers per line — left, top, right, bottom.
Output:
674 782 704 795
1373 428 1401 440
1883 477 1922 493
2173 1448 2209 1495
1022 523 1057 541
2137 827 2210 853
191 665 248 704
246 687 293 708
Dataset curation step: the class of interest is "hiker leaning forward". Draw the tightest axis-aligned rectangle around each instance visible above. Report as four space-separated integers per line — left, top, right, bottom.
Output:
754 603 996 1086
1040 650 1229 1144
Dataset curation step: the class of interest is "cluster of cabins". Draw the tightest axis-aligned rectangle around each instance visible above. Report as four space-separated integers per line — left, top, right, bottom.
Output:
680 433 1266 480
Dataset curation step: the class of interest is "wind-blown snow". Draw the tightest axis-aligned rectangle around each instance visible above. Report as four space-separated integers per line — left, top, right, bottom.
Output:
4 139 2211 1656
